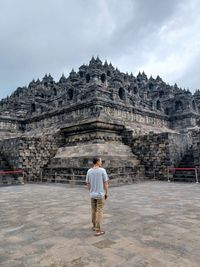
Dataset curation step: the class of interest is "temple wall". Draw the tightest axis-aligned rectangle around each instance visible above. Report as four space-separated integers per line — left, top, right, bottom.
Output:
0 132 63 182
23 103 169 133
167 132 192 166
0 103 194 185
170 115 197 130
0 119 19 131
0 138 21 169
190 129 200 166
0 117 22 141
103 106 169 128
130 132 190 179
1 57 199 185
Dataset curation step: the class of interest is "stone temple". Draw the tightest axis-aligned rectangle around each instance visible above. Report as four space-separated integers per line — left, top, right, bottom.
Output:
1 56 200 185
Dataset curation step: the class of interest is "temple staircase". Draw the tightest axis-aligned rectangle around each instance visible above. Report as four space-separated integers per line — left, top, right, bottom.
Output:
0 152 21 185
171 149 197 182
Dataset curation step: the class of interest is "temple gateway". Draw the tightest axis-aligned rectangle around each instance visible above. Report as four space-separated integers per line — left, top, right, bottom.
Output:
1 57 200 185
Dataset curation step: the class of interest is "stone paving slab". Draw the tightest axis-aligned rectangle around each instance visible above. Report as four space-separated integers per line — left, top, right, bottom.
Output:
0 181 200 267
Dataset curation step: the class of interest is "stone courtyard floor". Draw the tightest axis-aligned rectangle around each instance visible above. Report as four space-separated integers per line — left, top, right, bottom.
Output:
0 181 200 267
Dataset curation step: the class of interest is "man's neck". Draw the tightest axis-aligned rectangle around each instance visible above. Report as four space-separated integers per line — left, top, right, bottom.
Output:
93 164 100 168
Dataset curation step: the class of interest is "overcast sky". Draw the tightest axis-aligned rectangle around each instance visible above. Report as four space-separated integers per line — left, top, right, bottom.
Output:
0 0 200 100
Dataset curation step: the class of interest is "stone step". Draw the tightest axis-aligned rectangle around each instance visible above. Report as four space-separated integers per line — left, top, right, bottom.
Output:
42 165 139 186
181 158 194 162
178 164 195 168
0 175 21 186
170 178 196 182
171 171 196 178
48 159 138 169
41 174 139 186
172 148 195 183
173 175 196 179
173 171 196 176
54 143 136 159
178 162 195 165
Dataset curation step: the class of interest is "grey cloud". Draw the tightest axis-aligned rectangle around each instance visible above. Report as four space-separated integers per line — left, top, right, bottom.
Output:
0 0 199 99
97 0 184 51
177 53 200 91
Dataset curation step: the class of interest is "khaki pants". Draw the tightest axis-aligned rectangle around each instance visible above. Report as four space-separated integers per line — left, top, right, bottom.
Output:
91 198 105 230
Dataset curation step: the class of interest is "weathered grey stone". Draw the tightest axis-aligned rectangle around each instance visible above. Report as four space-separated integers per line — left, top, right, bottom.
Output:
0 57 200 185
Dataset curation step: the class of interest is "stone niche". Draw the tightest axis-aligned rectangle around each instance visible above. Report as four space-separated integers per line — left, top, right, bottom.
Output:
42 120 141 185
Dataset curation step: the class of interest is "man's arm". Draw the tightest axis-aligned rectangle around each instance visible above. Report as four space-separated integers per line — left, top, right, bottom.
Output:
86 170 90 190
104 181 109 199
102 168 109 199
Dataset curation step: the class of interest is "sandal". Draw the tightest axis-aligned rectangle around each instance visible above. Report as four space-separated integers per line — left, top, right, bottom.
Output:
92 226 96 231
95 230 105 236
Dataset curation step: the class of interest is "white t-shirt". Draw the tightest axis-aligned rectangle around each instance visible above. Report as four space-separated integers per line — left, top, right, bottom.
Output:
86 167 109 199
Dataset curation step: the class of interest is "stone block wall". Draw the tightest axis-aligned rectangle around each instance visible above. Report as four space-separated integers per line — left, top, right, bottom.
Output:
41 121 142 185
19 135 63 181
130 132 190 180
0 119 194 185
190 129 200 166
0 138 21 169
0 150 19 185
167 131 192 166
0 131 64 182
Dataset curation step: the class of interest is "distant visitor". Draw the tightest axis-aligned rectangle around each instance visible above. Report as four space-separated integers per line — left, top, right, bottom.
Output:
86 157 109 236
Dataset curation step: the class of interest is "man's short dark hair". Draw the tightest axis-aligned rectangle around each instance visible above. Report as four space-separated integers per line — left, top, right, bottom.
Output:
93 157 101 164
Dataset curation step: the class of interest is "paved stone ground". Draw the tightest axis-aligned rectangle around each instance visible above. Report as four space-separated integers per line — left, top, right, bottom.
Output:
0 181 200 267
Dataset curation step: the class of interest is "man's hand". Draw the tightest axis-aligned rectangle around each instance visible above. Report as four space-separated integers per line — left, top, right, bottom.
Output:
86 182 90 190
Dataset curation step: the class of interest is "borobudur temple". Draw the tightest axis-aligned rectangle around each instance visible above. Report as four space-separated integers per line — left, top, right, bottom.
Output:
1 57 200 185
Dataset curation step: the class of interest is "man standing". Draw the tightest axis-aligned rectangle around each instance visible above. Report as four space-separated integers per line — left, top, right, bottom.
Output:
86 157 109 236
